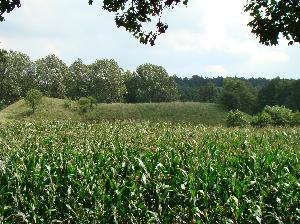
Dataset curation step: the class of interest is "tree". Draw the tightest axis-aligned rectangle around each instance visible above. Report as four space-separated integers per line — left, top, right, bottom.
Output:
256 77 291 111
177 87 199 102
286 80 300 111
245 0 300 45
67 59 90 99
89 59 126 103
0 49 7 72
219 78 257 114
25 89 43 113
126 63 178 103
198 82 218 102
0 50 36 104
35 55 70 98
1 1 299 46
0 0 20 21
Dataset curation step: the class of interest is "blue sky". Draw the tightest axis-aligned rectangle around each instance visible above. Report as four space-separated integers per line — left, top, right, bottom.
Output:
0 0 299 79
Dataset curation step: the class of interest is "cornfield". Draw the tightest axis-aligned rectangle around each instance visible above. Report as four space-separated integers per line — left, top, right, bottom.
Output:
0 121 299 223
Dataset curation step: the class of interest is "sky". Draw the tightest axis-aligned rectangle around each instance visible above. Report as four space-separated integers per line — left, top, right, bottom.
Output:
0 0 299 79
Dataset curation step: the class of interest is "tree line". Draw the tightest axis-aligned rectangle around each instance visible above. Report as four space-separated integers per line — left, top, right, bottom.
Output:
175 76 300 114
0 49 177 106
0 49 299 114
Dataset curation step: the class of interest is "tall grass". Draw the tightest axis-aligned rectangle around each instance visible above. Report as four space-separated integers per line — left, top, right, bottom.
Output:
0 121 299 223
0 98 227 125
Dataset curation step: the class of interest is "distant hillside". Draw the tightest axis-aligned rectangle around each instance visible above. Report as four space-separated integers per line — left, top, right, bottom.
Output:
0 97 228 125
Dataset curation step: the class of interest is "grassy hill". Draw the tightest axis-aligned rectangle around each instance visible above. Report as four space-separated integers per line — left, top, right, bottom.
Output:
0 98 81 123
0 97 228 125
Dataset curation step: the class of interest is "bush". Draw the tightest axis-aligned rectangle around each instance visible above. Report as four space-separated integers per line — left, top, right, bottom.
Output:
226 110 249 127
25 89 43 113
251 111 272 127
0 100 7 110
63 98 73 109
293 111 300 125
263 105 293 126
78 97 96 114
87 96 97 108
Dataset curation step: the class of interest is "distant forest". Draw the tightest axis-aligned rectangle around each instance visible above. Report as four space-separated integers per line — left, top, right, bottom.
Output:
1 49 299 114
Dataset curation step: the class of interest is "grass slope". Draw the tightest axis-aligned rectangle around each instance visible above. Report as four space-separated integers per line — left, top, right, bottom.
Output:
88 102 227 125
0 97 228 125
0 98 81 123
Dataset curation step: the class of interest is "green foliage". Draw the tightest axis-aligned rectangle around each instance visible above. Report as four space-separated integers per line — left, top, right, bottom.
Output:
1 48 300 110
219 78 257 114
0 50 36 104
0 49 7 73
198 82 218 102
67 59 90 99
87 96 97 107
78 97 95 114
263 105 294 126
257 78 291 112
251 111 272 128
293 111 300 125
226 110 249 127
0 121 299 223
89 59 126 103
24 89 43 113
286 80 300 111
0 100 7 110
245 0 300 45
35 55 70 98
126 64 178 103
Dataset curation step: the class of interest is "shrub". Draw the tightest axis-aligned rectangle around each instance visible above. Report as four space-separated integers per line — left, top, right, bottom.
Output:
251 111 272 127
226 110 249 127
0 100 6 110
293 111 300 125
25 89 43 113
87 96 97 108
263 105 293 126
78 97 96 114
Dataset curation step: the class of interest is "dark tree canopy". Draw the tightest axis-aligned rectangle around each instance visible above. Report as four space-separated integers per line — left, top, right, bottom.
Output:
245 0 300 45
89 0 188 46
0 0 299 45
0 0 20 21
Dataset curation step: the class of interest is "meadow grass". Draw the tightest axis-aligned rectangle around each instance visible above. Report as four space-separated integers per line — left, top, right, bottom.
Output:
87 101 227 125
0 98 227 125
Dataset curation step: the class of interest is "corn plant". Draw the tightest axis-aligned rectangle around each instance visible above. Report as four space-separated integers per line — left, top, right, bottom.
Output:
0 121 299 223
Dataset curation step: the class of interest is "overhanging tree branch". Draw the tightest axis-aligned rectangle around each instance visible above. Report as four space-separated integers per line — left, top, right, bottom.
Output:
0 0 299 46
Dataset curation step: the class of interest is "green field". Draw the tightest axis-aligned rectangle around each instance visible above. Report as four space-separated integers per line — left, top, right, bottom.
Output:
0 121 299 223
0 98 227 125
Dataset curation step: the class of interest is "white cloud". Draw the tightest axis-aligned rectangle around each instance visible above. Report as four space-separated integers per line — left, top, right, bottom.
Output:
205 65 228 74
0 0 299 78
161 0 291 67
250 51 289 64
161 0 251 53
